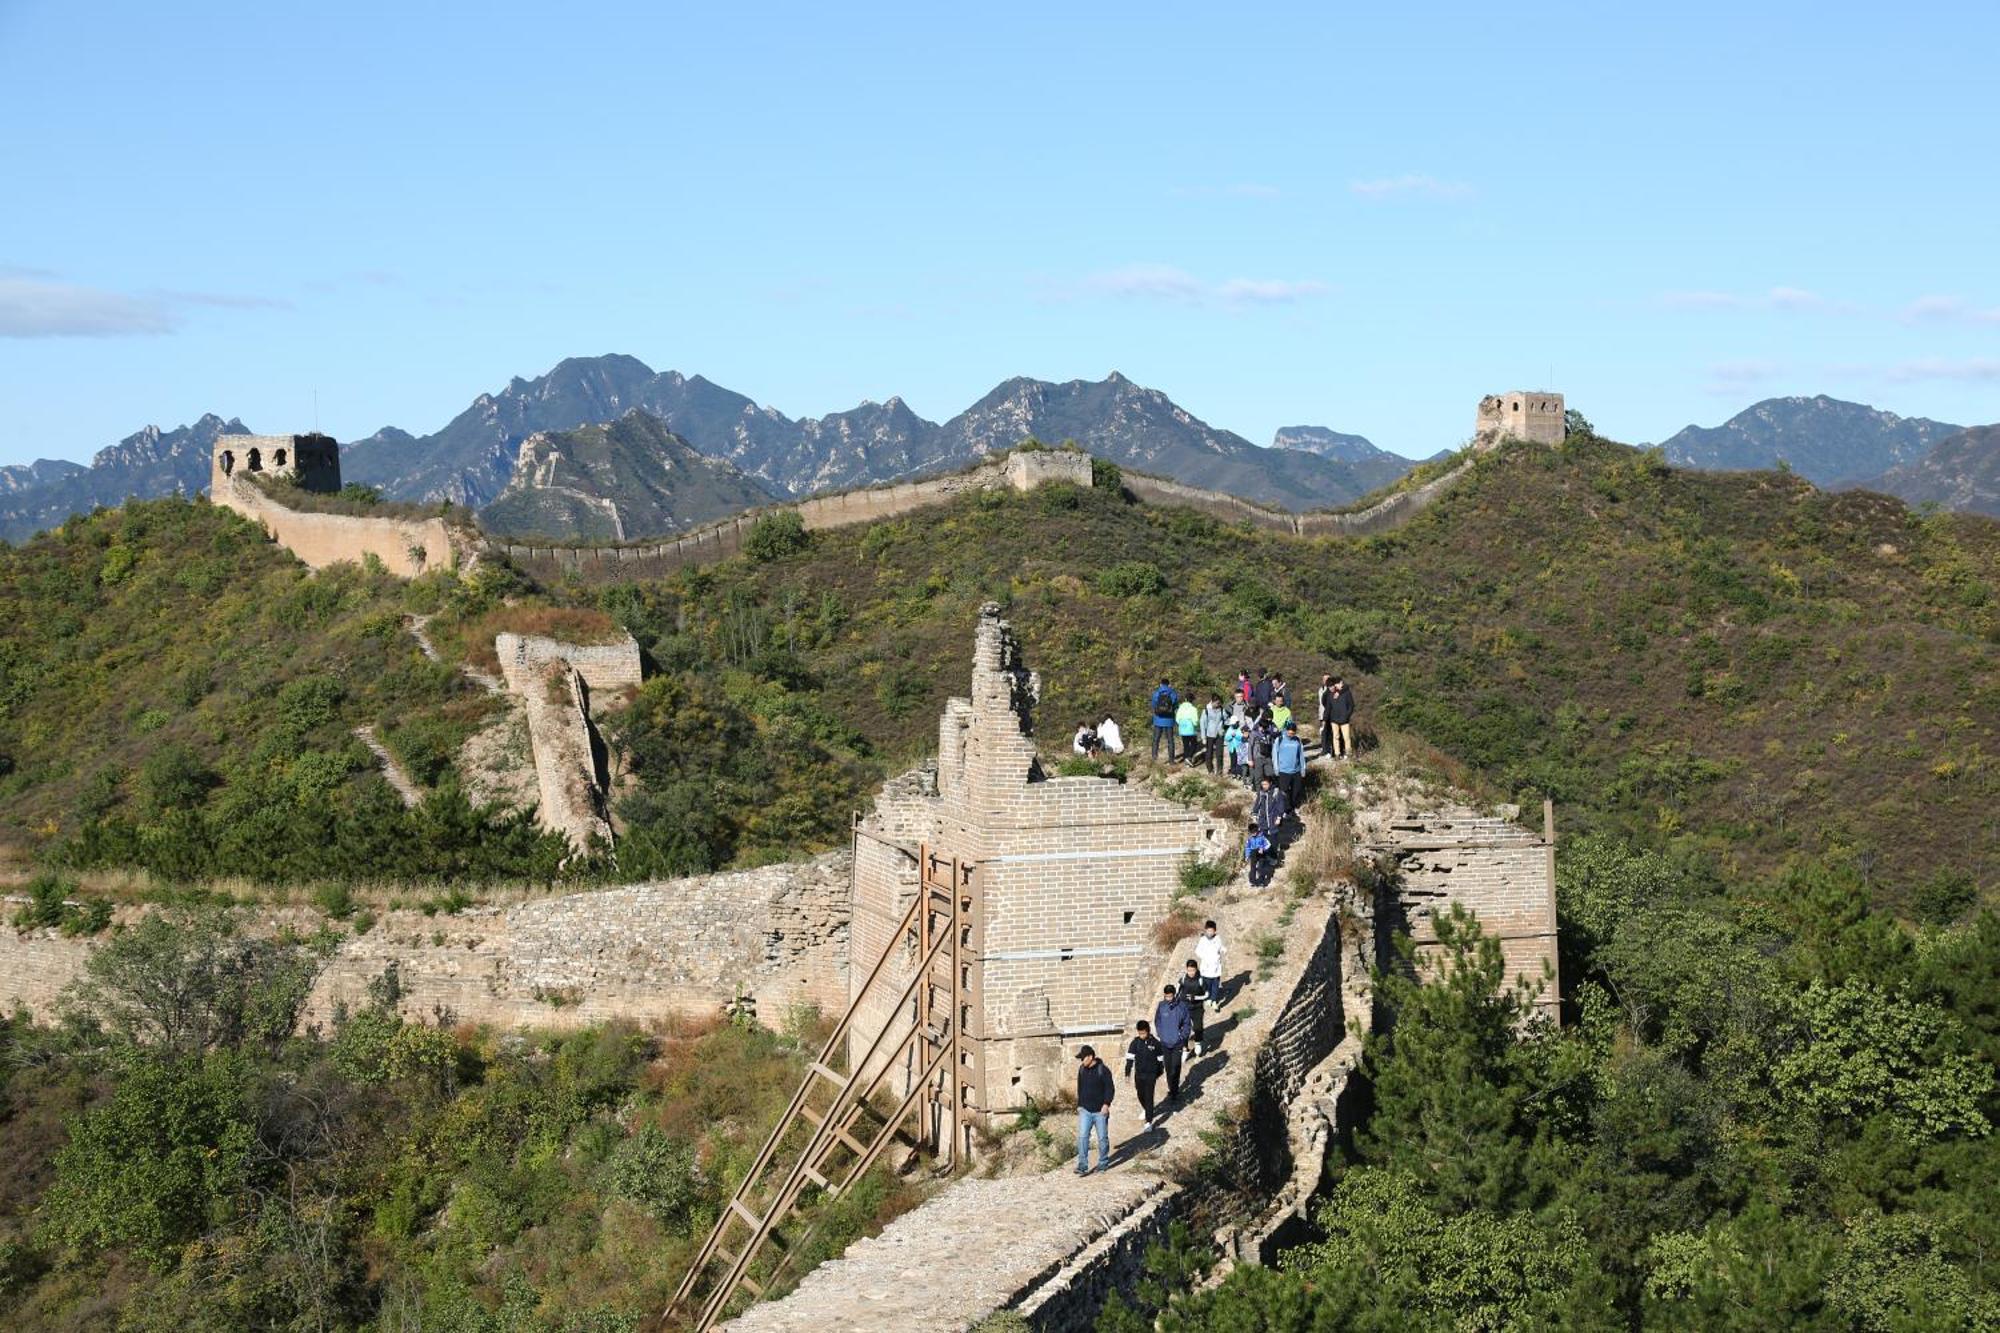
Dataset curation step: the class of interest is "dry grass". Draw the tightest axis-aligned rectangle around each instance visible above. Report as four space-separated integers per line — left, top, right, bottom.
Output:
443 604 627 676
1152 901 1202 951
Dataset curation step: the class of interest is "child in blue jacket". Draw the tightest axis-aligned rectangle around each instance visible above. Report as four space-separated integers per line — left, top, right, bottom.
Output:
1244 823 1274 886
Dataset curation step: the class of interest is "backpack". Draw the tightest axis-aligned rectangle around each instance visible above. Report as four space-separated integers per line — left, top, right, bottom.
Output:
1152 688 1175 719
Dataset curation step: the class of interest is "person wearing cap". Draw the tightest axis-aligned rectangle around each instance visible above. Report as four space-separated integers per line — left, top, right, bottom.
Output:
1123 1020 1165 1128
1153 983 1192 1102
1074 1044 1115 1174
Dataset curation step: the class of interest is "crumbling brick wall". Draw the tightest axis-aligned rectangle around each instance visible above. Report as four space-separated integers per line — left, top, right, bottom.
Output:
849 607 1225 1113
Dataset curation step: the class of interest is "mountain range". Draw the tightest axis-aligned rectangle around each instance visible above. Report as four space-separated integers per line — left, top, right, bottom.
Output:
1851 425 2000 517
480 411 779 541
0 414 248 545
1659 395 1964 486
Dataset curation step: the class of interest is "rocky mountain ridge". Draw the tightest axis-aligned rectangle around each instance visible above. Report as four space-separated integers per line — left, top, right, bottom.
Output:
0 413 248 544
478 410 779 541
1660 395 1963 486
1849 425 2000 517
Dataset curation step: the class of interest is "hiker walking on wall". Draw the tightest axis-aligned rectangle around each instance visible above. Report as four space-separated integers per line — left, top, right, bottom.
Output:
1327 676 1355 759
1235 670 1253 706
1245 822 1275 886
1274 722 1306 814
1195 921 1227 1009
1199 695 1226 774
1316 674 1337 758
1175 696 1201 764
1149 678 1179 763
1252 668 1274 713
1153 984 1192 1102
1223 714 1248 782
1179 958 1207 1056
1075 1045 1115 1174
1253 776 1289 849
1123 1020 1165 1128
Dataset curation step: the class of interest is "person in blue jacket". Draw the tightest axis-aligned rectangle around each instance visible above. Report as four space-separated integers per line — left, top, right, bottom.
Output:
1245 822 1275 886
1148 678 1179 762
1152 983 1193 1102
1273 722 1307 814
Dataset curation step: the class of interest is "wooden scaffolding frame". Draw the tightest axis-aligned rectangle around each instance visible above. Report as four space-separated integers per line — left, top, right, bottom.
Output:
666 844 978 1330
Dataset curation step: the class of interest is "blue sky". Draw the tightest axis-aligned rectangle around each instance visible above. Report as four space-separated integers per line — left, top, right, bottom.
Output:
2 1 1996 468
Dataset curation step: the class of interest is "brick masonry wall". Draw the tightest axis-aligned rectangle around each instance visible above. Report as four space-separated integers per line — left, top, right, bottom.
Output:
0 853 852 1034
214 475 466 578
494 631 644 699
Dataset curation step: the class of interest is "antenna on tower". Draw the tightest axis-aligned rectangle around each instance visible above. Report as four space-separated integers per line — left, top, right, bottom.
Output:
313 389 320 434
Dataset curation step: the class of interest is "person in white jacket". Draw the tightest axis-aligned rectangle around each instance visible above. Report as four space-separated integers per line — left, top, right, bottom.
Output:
1193 920 1226 1010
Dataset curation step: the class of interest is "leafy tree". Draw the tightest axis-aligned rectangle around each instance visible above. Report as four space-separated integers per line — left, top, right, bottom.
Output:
606 1126 705 1229
1773 980 1992 1141
38 1053 258 1264
61 909 330 1057
744 510 808 561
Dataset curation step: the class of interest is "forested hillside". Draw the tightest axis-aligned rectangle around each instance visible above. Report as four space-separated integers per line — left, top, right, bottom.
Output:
572 432 1997 906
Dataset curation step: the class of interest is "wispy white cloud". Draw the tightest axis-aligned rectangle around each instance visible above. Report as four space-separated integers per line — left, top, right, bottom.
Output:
1348 174 1474 201
1067 264 1328 306
0 271 288 337
1884 357 2000 383
1898 294 2000 325
1706 359 1785 389
1662 286 1842 313
0 275 177 337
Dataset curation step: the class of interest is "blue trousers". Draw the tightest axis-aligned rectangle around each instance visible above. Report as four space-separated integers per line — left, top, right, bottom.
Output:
1076 1108 1111 1172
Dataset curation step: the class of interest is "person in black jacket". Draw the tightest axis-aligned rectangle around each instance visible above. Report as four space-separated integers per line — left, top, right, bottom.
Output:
1075 1046 1115 1174
1328 676 1355 758
1123 1020 1165 1128
1178 960 1207 1057
1153 984 1193 1102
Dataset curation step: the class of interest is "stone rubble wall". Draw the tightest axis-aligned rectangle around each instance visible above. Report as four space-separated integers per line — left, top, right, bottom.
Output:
1361 809 1560 1019
494 630 644 701
0 854 852 1034
214 474 469 578
514 660 615 852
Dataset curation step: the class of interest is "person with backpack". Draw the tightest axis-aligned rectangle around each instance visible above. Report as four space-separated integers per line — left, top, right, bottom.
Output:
1122 1019 1165 1129
1178 958 1207 1056
1273 721 1306 814
1251 714 1279 787
1199 695 1226 773
1223 714 1247 782
1174 695 1200 764
1245 822 1275 886
1152 983 1192 1102
1148 678 1179 762
1328 676 1355 759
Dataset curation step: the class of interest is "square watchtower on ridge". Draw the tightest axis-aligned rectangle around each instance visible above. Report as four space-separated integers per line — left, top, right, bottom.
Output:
210 433 341 495
1474 391 1565 449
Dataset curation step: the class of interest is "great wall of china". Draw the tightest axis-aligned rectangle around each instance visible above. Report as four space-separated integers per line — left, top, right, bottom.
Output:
0 411 1572 1327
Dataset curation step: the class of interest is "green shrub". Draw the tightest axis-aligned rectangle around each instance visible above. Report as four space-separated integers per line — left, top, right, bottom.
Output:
607 1127 706 1230
1178 854 1232 897
1097 560 1167 599
744 510 809 562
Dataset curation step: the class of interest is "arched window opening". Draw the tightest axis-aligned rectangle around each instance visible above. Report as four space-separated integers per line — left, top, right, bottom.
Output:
220 450 235 477
247 447 263 471
274 448 288 467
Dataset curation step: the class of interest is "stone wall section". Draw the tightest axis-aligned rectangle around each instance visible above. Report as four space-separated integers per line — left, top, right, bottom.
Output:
494 630 644 701
214 473 467 579
513 660 615 852
0 854 852 1034
1361 808 1560 1019
1474 391 1566 449
490 448 1093 580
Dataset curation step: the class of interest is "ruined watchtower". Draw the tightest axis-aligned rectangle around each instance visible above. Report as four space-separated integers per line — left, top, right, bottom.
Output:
1474 391 1566 449
850 607 1224 1116
210 432 341 495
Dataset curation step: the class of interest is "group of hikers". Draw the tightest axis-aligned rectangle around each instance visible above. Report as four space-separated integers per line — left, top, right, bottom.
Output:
1073 921 1229 1173
1067 667 1364 1175
1072 668 1359 889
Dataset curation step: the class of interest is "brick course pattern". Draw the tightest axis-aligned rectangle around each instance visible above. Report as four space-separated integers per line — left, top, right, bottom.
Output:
849 607 1225 1115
